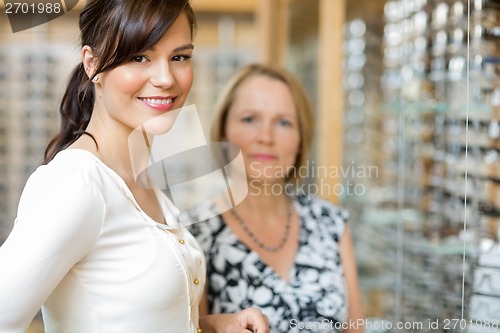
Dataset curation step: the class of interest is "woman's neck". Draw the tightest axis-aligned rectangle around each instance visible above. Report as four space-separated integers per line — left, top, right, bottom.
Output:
71 115 139 182
236 180 291 223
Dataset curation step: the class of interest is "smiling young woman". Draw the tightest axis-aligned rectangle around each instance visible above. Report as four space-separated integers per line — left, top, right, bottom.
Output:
0 1 269 332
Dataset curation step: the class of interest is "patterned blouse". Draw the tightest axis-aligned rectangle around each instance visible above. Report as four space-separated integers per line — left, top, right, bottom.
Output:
188 194 349 333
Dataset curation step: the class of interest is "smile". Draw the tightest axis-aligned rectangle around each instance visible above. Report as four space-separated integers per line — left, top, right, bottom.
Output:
139 97 173 105
138 97 175 112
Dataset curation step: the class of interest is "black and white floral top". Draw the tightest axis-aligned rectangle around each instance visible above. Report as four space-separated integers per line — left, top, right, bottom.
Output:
188 194 349 333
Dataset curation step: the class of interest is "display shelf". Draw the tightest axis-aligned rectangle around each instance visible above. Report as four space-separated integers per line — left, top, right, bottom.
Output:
342 1 500 331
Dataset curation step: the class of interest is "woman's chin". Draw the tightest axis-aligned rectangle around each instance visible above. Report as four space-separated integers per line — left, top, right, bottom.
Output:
247 177 288 192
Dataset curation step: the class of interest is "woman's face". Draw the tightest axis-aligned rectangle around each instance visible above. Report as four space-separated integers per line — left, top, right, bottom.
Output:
92 12 194 134
224 75 300 185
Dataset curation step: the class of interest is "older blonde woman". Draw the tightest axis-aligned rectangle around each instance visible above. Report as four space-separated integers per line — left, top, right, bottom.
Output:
189 64 365 333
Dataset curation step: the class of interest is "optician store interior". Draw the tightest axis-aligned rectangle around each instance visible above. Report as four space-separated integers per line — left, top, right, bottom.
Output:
0 0 499 332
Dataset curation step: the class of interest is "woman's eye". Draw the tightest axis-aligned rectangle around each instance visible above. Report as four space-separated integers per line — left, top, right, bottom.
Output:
241 116 254 123
279 119 292 127
132 55 148 63
172 54 192 62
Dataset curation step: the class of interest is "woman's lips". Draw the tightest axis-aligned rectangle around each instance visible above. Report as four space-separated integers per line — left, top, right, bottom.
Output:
138 97 175 112
251 154 277 161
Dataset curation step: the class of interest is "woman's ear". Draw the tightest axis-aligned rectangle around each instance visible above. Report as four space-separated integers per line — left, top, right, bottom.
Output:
81 45 97 80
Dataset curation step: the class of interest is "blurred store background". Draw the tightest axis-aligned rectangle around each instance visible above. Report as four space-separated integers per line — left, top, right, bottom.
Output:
0 0 499 332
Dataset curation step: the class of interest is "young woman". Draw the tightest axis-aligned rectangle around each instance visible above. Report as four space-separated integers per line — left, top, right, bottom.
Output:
0 1 268 332
189 64 365 332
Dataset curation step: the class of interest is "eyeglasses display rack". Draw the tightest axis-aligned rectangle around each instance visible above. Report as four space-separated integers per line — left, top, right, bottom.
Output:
0 49 7 241
0 32 78 243
342 1 500 332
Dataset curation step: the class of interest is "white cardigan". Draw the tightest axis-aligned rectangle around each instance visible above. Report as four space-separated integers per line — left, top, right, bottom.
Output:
0 149 205 332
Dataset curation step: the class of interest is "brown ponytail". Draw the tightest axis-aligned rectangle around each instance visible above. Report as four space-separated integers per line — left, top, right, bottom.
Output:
43 63 95 163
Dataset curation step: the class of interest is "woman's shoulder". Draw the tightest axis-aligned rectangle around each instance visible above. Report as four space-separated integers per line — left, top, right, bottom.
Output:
294 193 349 237
186 214 226 254
14 150 106 258
16 149 106 231
48 148 101 168
295 193 348 219
22 149 105 200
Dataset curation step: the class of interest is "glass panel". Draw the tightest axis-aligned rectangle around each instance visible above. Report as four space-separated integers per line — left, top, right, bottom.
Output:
341 0 500 331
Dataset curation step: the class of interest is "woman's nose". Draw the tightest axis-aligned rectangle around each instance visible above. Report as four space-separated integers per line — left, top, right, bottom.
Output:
256 122 274 145
150 62 175 88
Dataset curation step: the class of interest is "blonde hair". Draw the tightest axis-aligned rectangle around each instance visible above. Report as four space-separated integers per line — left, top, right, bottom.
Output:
210 63 314 183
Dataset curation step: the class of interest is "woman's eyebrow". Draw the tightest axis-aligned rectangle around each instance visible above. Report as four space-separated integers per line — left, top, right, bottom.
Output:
173 43 194 52
149 43 194 52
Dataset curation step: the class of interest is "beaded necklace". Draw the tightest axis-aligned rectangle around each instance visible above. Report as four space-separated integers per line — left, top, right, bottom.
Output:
230 198 292 253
